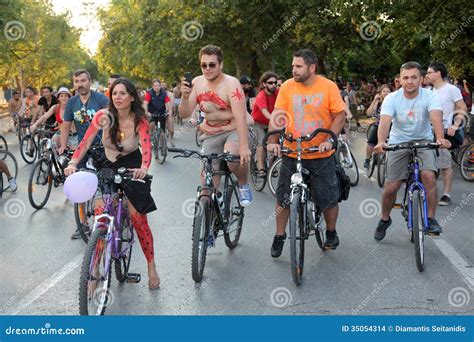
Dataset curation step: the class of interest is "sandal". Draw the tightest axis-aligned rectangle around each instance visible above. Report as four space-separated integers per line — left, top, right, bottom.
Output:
257 169 266 178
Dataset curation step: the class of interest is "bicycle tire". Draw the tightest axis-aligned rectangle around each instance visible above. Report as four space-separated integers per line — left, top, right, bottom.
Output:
115 225 134 282
156 131 166 164
339 148 359 186
367 154 377 178
74 198 97 244
20 135 37 164
267 157 282 197
309 202 326 250
249 152 267 192
289 190 305 286
195 128 202 147
460 143 474 182
224 180 244 248
79 228 111 315
0 135 7 152
377 154 386 188
191 198 211 282
0 172 3 198
0 150 18 192
28 158 53 209
153 130 160 160
412 189 424 272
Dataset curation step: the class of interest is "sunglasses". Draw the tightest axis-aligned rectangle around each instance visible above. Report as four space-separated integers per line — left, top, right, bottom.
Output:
200 63 218 69
266 81 277 85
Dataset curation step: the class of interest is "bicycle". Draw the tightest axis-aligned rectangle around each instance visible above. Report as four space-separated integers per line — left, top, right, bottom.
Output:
265 128 339 286
152 115 168 164
169 147 244 283
195 110 204 147
266 157 282 197
27 128 73 209
336 134 359 186
0 149 18 198
387 142 440 272
459 141 474 181
79 167 150 315
367 150 386 188
0 134 8 152
20 124 55 164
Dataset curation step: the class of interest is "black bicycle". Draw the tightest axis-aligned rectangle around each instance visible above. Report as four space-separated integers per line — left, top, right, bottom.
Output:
152 115 168 164
367 150 386 188
264 128 339 286
20 124 56 164
169 147 245 283
0 134 7 152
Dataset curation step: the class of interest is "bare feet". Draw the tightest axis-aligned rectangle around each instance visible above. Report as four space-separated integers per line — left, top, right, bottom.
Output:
147 261 160 289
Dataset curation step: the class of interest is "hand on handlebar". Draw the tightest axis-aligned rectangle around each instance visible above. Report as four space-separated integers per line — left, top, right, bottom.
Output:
436 138 451 149
64 165 77 176
374 142 388 154
319 141 333 153
128 167 148 180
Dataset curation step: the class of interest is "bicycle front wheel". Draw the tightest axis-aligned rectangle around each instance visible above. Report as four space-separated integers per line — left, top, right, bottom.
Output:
0 135 7 152
412 189 425 272
367 154 377 178
0 150 18 192
267 157 282 197
224 179 244 248
157 131 167 164
460 143 474 182
79 228 111 315
191 197 211 282
289 191 305 286
20 135 37 164
28 158 53 209
340 148 359 186
74 197 97 244
195 128 202 147
249 152 267 192
377 154 386 188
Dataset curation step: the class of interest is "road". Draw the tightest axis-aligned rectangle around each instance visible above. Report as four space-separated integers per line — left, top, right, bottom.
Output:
0 119 473 315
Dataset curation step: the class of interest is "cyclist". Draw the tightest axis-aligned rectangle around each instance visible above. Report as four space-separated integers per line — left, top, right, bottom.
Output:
277 76 286 88
0 160 17 192
172 81 182 124
19 86 40 124
32 85 58 126
30 87 78 148
8 90 21 130
161 81 176 146
240 75 256 115
426 63 467 206
251 71 279 176
65 78 160 290
373 61 451 240
179 44 253 205
143 79 172 146
266 49 346 256
363 84 392 169
59 69 109 239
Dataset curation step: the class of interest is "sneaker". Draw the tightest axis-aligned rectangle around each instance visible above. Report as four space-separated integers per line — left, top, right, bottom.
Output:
427 218 442 235
438 195 451 206
271 233 286 258
324 230 339 249
374 217 392 241
363 159 370 169
70 228 82 240
238 184 253 207
8 178 18 192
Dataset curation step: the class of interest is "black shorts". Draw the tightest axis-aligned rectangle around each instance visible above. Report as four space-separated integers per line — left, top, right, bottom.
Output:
150 115 167 130
276 155 339 210
367 123 378 146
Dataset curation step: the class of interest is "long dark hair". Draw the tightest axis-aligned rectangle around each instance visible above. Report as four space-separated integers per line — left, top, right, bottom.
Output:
108 78 146 146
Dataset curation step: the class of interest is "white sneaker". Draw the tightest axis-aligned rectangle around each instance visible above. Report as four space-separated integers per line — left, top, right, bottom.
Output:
8 178 18 192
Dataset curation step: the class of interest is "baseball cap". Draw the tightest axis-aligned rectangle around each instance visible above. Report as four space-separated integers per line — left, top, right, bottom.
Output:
239 75 252 84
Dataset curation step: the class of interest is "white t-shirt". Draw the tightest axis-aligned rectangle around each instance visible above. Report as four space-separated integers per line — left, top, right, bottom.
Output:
433 83 463 129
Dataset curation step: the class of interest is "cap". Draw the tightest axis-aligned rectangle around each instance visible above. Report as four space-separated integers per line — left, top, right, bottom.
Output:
57 87 71 97
239 75 252 84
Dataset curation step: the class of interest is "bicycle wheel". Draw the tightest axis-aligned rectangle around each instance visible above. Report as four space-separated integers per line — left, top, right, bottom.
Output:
156 131 166 164
20 135 37 164
0 173 3 198
115 218 134 282
366 154 377 178
309 202 326 250
224 179 244 248
339 147 359 186
0 135 7 152
267 157 282 196
79 228 111 315
460 143 474 182
152 130 160 160
195 128 202 147
191 197 211 282
74 197 97 244
289 191 305 286
0 150 18 192
377 154 386 188
412 189 424 272
249 152 266 192
28 158 53 209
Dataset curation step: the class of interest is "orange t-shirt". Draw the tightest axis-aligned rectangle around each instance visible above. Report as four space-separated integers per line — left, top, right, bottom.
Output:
274 76 346 159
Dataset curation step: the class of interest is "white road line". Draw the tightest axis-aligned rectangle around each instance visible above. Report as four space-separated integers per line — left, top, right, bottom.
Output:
8 254 83 315
433 238 474 291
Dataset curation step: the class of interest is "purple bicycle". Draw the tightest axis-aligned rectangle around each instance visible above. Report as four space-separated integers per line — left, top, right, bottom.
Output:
78 167 152 315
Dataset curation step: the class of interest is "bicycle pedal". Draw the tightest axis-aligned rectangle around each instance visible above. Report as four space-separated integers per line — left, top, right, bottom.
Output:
393 203 402 209
125 273 141 283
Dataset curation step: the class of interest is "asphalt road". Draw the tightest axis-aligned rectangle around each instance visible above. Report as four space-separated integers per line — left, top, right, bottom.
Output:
0 119 473 316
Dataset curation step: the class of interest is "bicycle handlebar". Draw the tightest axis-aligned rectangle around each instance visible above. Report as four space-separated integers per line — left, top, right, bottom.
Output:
384 142 439 152
263 127 338 150
168 147 240 163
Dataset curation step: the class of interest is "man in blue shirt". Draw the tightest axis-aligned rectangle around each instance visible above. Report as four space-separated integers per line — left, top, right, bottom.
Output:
59 69 109 239
373 61 451 240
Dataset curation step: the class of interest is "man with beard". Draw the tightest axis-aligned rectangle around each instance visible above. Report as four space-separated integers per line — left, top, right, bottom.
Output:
251 71 279 176
180 44 253 206
59 69 109 239
240 75 256 114
266 49 346 256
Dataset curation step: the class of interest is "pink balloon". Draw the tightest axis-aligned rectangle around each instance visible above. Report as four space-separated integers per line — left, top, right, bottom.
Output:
64 171 98 203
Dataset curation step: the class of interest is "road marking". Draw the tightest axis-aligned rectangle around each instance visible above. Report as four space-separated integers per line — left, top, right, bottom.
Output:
9 254 83 315
433 238 474 291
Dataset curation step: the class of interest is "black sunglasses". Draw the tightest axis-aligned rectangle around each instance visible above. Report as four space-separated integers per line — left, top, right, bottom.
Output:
266 81 277 85
200 63 218 69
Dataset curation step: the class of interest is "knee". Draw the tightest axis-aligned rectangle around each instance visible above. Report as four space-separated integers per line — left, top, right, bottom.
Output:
421 171 436 184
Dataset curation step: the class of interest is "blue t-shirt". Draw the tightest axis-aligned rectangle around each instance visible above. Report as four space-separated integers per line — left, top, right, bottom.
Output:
64 91 109 143
381 88 442 144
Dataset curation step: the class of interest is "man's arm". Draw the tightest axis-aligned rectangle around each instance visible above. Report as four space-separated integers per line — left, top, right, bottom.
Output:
179 78 198 118
377 115 392 145
329 111 345 136
429 109 448 145
453 99 468 128
60 121 72 152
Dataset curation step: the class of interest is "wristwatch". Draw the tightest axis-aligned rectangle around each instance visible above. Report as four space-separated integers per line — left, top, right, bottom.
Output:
326 137 335 145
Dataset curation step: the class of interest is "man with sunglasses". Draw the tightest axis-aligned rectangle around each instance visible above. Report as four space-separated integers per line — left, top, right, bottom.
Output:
179 44 253 206
59 69 109 239
251 71 279 176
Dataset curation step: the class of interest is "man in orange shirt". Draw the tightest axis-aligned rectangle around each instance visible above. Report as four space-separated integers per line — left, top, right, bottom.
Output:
267 49 346 255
